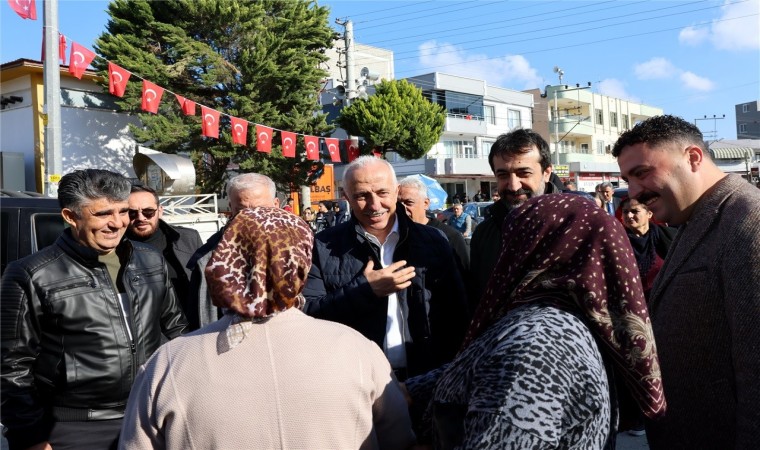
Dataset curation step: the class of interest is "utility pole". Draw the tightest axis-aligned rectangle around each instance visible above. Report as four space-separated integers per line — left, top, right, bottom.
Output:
343 20 356 107
43 0 63 197
694 114 725 142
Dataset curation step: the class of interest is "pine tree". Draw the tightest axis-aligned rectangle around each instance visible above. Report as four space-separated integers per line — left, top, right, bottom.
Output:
336 79 445 160
94 0 335 193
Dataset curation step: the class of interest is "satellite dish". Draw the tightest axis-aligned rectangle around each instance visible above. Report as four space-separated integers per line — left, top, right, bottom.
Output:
553 66 560 73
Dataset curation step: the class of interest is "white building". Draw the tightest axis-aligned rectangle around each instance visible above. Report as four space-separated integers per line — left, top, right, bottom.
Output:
389 72 534 199
0 59 140 191
535 84 663 192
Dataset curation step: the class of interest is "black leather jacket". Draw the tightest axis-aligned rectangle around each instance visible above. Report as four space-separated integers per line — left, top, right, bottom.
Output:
0 230 187 449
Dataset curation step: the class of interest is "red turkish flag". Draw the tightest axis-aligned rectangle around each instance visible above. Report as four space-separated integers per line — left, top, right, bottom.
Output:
344 139 360 162
68 42 95 79
325 138 341 163
280 131 296 158
141 80 164 114
41 31 67 63
174 94 196 116
59 34 67 63
256 125 273 153
201 106 220 138
108 62 131 97
372 148 382 158
8 0 36 20
230 117 248 146
304 136 319 161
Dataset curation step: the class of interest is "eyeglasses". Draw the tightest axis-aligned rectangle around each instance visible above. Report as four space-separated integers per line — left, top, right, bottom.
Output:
128 208 158 219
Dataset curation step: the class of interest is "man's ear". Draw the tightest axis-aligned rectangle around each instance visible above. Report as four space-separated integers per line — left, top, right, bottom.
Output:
543 165 553 182
61 208 78 228
157 205 164 219
686 145 705 171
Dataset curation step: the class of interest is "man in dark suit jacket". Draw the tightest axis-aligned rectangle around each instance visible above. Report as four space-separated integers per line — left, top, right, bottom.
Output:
614 115 760 449
598 181 620 215
303 157 468 380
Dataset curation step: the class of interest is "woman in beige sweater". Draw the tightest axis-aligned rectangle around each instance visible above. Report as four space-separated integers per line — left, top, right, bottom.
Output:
119 207 416 450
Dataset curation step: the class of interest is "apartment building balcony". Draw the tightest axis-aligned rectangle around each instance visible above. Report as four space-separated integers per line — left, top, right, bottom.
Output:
444 113 488 135
553 115 594 138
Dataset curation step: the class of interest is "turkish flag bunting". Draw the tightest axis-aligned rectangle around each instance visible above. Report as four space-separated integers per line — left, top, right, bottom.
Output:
304 136 319 161
8 0 36 20
108 62 131 97
68 42 96 79
344 139 360 162
372 148 382 158
201 106 220 138
256 125 273 153
280 131 296 158
230 117 248 146
141 80 164 114
325 138 341 163
174 94 196 116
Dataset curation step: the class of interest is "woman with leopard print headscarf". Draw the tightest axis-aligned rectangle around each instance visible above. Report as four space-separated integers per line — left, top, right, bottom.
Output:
120 207 416 450
407 193 666 449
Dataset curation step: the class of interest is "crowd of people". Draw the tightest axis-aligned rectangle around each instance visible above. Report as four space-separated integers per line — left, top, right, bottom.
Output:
1 114 758 449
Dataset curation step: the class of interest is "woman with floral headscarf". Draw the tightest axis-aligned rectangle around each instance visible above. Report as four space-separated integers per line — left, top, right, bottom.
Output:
120 207 416 450
407 194 666 449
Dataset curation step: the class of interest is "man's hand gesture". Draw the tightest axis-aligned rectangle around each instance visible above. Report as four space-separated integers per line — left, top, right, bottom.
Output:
364 260 416 297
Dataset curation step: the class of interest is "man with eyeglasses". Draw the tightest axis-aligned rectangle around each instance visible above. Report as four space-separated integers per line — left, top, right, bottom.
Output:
127 184 203 311
1 169 187 450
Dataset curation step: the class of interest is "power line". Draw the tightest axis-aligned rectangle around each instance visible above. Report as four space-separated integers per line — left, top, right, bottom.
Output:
357 1 505 30
345 0 436 21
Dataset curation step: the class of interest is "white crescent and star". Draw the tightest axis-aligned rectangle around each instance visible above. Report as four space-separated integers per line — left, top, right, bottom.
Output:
258 132 270 143
306 142 316 151
234 123 244 135
145 88 157 102
73 51 85 66
204 113 215 125
328 143 337 153
283 137 293 148
112 72 123 83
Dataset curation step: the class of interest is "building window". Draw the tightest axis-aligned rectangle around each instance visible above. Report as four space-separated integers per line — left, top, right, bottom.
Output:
580 143 590 154
481 140 494 156
743 104 750 113
740 124 747 133
444 140 477 158
595 109 603 125
559 140 575 154
621 114 629 130
508 109 521 129
596 140 605 155
610 112 618 128
484 106 495 125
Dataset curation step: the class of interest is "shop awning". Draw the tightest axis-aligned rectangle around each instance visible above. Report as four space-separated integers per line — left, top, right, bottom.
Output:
710 147 753 160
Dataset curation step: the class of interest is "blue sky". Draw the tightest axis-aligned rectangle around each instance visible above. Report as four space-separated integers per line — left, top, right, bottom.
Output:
3 0 758 140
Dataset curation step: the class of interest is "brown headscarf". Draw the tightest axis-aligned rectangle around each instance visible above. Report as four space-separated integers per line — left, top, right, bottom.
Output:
205 206 313 321
466 194 666 420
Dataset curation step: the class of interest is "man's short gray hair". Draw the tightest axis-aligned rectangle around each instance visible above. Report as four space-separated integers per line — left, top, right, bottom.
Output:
226 173 276 199
343 156 398 191
58 169 131 214
398 177 428 199
600 181 614 190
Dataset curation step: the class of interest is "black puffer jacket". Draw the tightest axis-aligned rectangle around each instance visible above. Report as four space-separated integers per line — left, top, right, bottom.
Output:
303 206 468 377
0 230 187 449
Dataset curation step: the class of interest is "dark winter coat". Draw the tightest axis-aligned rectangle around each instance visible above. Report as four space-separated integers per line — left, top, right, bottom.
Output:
303 206 469 377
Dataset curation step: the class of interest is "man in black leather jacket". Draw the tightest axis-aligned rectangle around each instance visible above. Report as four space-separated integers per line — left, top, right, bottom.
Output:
303 157 468 380
1 169 187 450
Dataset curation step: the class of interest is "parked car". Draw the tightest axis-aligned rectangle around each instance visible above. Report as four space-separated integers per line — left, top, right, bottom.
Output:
0 191 65 275
437 201 493 228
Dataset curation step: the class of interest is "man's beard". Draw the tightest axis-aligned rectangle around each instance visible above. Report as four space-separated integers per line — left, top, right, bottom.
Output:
499 183 546 211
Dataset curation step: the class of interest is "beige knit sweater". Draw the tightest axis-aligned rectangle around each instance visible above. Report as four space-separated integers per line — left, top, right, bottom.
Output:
119 308 416 450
